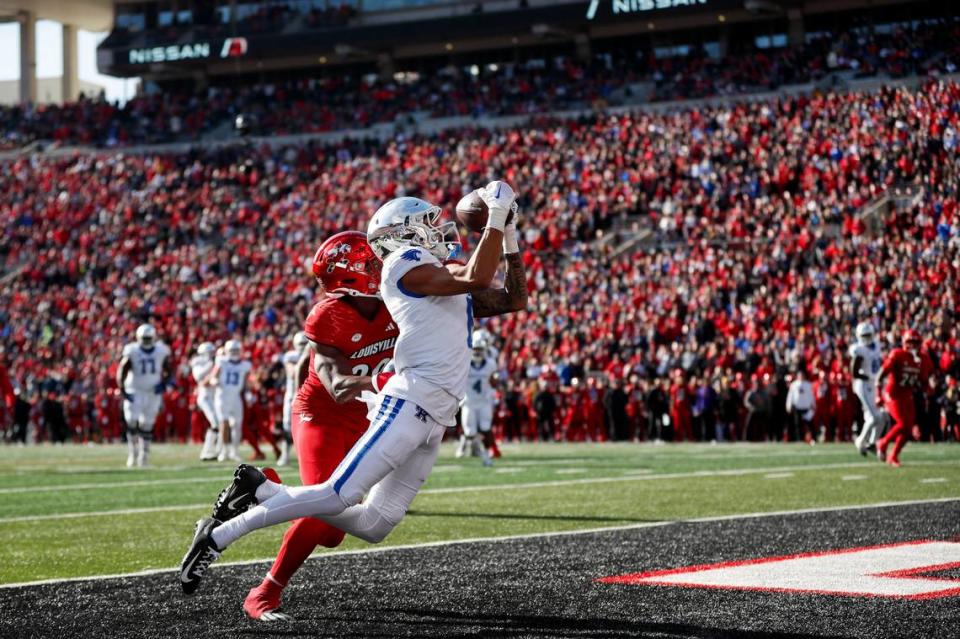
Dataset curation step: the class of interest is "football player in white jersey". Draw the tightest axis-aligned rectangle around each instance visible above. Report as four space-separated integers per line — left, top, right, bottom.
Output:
180 182 527 593
211 340 253 462
457 331 498 466
191 342 220 461
850 321 885 454
277 332 309 466
116 324 172 467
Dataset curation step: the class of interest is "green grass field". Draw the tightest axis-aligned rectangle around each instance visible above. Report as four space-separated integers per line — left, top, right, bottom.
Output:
1 442 958 585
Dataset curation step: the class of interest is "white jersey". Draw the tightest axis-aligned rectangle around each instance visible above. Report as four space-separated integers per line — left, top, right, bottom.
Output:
848 341 883 388
463 357 497 408
122 341 171 392
215 357 253 400
190 356 215 399
379 246 470 426
282 349 301 399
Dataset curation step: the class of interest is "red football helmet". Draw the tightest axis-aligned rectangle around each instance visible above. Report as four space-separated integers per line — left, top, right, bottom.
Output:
311 231 381 298
902 329 920 349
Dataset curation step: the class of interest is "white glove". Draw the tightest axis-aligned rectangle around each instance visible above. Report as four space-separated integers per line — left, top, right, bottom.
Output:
503 201 520 254
478 180 516 232
357 390 380 421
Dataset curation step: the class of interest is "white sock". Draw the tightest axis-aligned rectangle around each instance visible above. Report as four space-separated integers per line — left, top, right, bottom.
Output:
212 483 347 549
127 431 138 458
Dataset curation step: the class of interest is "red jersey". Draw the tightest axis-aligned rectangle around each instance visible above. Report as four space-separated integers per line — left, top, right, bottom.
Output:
883 348 934 400
293 296 397 431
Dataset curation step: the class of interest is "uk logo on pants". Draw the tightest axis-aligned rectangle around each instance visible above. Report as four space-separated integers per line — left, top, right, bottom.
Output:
598 541 960 600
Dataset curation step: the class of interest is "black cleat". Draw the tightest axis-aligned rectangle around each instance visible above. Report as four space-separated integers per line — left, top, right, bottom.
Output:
179 517 222 595
211 464 267 522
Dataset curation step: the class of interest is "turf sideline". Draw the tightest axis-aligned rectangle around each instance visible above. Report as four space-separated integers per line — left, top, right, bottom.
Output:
2 496 957 590
1 459 950 524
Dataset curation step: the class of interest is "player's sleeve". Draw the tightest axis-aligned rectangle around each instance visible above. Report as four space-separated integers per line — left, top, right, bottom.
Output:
383 247 440 298
121 343 136 359
304 301 346 347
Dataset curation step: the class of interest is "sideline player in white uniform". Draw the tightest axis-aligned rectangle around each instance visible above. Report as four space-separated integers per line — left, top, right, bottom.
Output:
850 321 885 454
211 340 253 462
277 332 309 466
116 324 172 467
191 342 220 461
457 331 498 466
180 182 528 593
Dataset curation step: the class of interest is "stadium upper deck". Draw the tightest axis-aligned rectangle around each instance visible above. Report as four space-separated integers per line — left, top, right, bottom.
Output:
97 0 946 89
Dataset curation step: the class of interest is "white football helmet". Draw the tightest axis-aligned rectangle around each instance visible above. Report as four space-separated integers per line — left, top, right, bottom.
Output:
135 323 157 349
367 197 460 262
471 330 489 363
855 321 876 344
197 342 216 358
224 339 243 361
293 331 309 352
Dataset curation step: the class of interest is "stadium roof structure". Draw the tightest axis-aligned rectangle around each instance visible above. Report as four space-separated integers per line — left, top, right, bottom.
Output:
0 0 113 104
0 0 113 31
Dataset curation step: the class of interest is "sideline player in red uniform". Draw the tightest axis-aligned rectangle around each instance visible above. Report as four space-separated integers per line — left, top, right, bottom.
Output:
876 330 934 467
243 231 397 621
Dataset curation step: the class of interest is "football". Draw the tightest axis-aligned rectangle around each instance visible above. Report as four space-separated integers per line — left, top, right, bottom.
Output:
455 190 514 234
455 190 489 233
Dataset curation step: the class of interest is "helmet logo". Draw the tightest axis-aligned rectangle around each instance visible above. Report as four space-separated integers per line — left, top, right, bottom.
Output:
352 333 362 342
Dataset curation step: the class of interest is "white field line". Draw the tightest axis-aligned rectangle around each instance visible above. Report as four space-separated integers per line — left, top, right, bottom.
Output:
920 478 948 484
2 496 958 590
1 460 956 524
0 476 227 495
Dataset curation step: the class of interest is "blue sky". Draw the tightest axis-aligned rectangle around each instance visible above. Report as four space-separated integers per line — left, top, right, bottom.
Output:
0 20 138 103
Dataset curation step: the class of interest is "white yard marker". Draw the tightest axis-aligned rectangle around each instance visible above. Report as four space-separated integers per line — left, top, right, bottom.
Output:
920 478 947 484
556 468 588 475
599 540 960 599
842 475 867 481
764 473 794 479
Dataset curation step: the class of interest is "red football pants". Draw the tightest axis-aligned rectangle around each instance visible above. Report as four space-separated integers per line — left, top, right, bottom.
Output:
880 396 914 460
268 412 365 586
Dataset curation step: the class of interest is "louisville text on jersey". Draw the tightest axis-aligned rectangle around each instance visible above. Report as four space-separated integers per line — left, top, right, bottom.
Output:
350 337 397 359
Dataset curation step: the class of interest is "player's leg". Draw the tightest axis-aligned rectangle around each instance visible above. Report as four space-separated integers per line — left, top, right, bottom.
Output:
123 396 139 467
477 406 493 467
877 398 907 463
277 397 293 466
853 386 880 453
458 405 477 458
229 399 245 461
208 396 419 550
198 395 220 461
244 417 357 620
322 418 445 543
888 400 914 466
137 395 162 467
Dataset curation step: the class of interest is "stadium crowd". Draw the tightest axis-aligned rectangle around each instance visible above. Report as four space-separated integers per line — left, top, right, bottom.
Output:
0 19 957 150
1 75 959 448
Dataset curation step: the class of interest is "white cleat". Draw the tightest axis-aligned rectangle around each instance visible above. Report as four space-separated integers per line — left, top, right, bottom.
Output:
126 453 136 468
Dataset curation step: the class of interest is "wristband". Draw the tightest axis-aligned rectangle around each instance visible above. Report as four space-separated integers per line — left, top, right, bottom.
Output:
373 371 395 393
503 224 520 254
485 206 509 233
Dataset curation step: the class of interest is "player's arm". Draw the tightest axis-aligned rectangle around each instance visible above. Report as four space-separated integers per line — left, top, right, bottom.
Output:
400 181 516 297
295 348 311 388
204 362 221 386
851 354 866 381
309 340 374 404
116 357 132 400
470 252 528 318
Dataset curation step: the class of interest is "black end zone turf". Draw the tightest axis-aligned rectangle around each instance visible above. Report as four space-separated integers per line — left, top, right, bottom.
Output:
1 501 958 638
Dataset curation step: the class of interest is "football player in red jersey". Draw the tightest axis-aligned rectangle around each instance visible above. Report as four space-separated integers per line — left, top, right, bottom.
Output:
243 230 397 621
876 330 934 467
